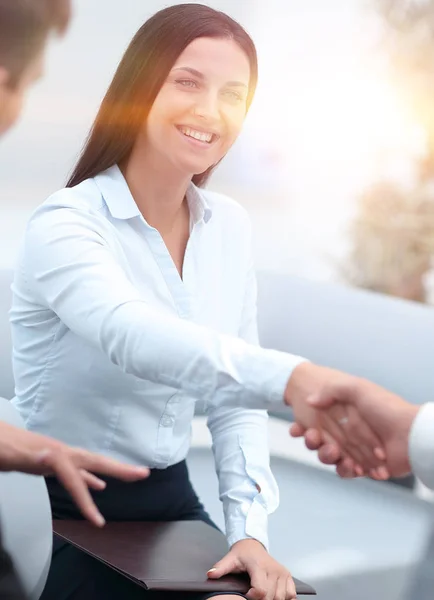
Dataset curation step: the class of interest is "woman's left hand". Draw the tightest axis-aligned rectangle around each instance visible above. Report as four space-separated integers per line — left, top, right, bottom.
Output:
207 539 297 600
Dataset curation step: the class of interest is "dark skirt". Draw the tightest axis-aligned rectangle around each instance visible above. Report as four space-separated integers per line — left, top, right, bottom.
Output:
40 460 244 600
0 524 26 600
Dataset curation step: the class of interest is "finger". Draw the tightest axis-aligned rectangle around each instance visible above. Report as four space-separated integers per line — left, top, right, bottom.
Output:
336 457 358 478
286 575 297 599
341 406 386 469
72 449 150 481
374 447 387 462
369 465 390 480
339 455 366 478
339 439 366 472
274 575 291 600
316 411 346 446
247 588 267 600
305 430 354 471
247 570 268 600
321 404 386 470
265 573 277 600
339 442 366 474
317 442 342 465
289 423 305 438
334 455 361 476
305 429 358 472
274 575 287 600
319 412 368 471
306 383 359 410
80 470 107 490
207 554 239 578
306 391 337 409
39 450 105 527
308 384 370 455
304 428 323 450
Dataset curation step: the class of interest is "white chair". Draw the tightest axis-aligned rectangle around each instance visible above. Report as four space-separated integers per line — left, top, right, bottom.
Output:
256 270 434 407
0 268 14 399
0 398 52 600
0 269 52 599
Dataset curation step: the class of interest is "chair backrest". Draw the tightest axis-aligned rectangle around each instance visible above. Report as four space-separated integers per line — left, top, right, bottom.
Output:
0 269 14 399
0 398 52 600
256 270 434 406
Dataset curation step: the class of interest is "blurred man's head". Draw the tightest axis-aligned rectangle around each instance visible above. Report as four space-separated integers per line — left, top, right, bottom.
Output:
0 0 71 135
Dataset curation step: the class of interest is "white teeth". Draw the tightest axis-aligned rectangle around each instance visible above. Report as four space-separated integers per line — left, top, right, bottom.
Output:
179 127 213 143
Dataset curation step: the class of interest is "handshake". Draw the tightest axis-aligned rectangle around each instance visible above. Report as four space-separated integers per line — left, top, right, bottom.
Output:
284 362 422 481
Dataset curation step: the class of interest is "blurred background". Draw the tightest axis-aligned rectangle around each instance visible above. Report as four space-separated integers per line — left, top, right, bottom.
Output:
2 0 434 305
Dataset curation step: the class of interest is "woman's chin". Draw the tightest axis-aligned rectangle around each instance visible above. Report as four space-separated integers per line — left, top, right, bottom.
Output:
174 160 214 178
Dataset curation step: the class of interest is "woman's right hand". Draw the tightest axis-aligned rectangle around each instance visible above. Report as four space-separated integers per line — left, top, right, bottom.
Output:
285 362 389 478
0 421 150 526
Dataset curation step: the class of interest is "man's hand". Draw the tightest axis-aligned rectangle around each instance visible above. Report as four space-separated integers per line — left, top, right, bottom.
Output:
0 421 150 526
207 539 296 600
284 363 389 478
289 373 420 479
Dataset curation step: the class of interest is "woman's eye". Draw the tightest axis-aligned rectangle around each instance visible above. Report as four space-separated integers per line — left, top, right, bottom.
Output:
223 89 243 102
175 79 198 89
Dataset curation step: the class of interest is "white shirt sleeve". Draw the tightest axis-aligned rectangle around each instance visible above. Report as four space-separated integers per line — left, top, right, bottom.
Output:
207 258 279 551
21 201 304 411
409 403 434 491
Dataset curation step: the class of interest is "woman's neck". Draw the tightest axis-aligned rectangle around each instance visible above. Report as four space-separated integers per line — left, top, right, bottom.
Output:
122 143 191 235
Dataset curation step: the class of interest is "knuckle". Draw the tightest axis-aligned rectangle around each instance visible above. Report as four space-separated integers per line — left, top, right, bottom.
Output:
274 563 289 576
39 448 55 464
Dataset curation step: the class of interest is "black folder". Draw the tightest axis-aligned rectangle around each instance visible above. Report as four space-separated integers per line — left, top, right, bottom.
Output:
53 520 316 595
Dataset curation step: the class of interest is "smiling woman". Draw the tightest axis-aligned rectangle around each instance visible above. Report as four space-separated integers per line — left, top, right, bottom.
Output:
66 4 257 190
10 4 299 600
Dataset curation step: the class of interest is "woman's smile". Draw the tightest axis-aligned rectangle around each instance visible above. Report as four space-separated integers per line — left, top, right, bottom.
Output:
175 124 220 148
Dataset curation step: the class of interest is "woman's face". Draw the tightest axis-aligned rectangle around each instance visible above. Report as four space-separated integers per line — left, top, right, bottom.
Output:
145 36 251 177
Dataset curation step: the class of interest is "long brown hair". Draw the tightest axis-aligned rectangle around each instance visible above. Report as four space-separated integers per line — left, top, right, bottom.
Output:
67 3 258 189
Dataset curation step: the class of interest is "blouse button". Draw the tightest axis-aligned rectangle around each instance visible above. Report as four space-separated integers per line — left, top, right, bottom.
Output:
161 415 174 427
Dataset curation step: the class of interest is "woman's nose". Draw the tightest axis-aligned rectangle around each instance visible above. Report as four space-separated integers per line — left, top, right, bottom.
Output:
192 93 220 121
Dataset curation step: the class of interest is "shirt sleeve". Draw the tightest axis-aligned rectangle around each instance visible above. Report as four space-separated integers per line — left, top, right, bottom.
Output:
409 403 434 491
207 259 279 551
18 201 305 410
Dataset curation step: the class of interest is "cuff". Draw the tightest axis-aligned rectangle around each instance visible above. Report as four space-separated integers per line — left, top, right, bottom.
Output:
266 354 309 407
225 501 270 551
223 343 309 411
409 403 434 491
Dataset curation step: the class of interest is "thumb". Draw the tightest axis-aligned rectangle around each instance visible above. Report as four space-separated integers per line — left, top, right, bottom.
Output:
207 553 239 579
306 390 337 410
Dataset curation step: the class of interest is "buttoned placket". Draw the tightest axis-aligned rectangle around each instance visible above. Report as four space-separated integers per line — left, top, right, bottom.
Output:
137 216 202 467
